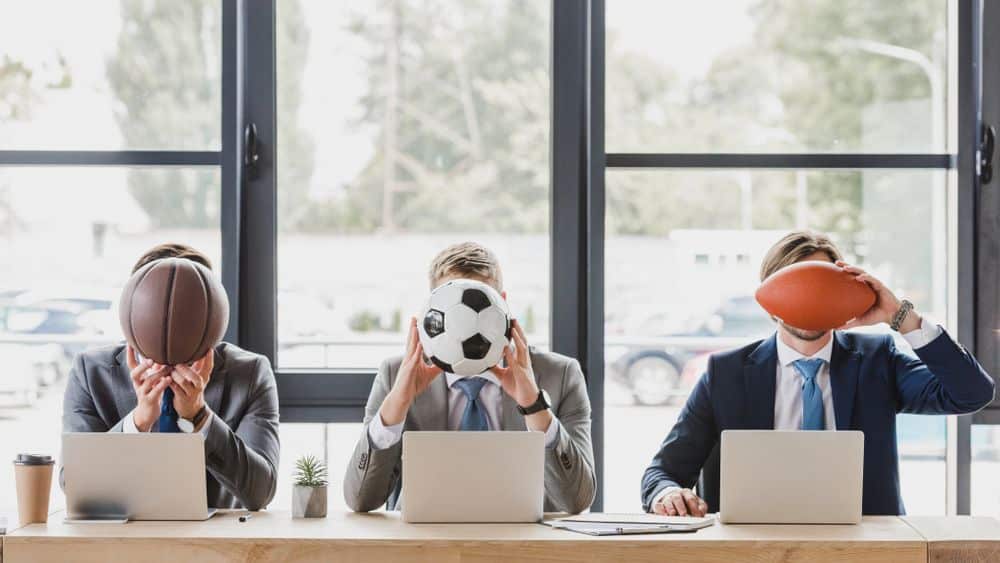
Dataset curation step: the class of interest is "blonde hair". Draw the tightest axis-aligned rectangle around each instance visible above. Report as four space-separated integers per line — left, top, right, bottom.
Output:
759 230 844 281
429 242 503 291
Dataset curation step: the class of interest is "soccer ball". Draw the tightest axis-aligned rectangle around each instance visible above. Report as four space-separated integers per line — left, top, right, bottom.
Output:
417 279 512 376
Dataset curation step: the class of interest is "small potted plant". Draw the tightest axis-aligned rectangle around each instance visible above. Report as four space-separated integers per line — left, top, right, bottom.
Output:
292 455 328 518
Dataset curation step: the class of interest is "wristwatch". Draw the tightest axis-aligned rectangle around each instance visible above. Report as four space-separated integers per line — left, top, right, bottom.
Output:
517 389 552 416
178 405 210 433
890 299 915 332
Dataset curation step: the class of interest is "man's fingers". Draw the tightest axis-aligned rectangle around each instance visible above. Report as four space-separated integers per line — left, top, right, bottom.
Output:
137 373 160 396
512 320 528 348
670 494 688 516
171 370 198 395
655 499 676 516
174 364 202 387
130 358 153 386
681 490 706 517
126 345 139 371
405 317 418 356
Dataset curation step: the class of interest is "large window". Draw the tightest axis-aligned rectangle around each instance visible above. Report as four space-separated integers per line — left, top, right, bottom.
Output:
1 0 991 516
0 0 225 512
601 0 957 513
275 1 551 371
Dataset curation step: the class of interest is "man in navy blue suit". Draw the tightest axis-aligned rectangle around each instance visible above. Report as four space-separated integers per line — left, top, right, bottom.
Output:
642 230 995 517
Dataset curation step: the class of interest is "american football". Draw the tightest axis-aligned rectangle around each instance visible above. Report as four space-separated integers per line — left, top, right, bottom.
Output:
755 260 876 331
417 279 511 376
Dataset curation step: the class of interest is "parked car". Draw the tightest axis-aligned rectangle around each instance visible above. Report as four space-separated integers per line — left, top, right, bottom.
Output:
0 288 117 388
607 295 774 406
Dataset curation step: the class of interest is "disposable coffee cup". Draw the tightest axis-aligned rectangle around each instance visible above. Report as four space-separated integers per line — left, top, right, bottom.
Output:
13 453 54 525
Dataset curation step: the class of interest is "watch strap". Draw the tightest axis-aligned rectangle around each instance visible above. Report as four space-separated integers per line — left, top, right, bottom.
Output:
187 405 209 428
517 390 550 415
890 299 915 332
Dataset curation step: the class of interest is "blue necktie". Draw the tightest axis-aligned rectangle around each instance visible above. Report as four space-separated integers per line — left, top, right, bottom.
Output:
793 358 826 431
453 377 489 431
159 386 180 433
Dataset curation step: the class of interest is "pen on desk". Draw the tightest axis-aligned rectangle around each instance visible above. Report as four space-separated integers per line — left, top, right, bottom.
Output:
238 513 253 522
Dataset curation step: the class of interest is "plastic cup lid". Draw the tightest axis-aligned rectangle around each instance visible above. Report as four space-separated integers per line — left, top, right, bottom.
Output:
13 454 54 466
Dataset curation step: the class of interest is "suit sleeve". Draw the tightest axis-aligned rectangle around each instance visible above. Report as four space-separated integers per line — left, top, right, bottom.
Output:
641 368 718 512
343 359 402 512
203 356 280 510
893 330 995 415
543 359 596 514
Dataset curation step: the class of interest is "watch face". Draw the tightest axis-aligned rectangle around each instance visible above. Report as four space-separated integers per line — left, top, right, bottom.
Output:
177 418 195 433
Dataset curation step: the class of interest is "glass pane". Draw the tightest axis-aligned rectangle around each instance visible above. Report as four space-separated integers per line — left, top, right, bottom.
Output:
606 0 948 153
276 1 551 369
603 169 948 513
971 425 1000 516
270 423 363 513
0 166 221 511
0 0 221 150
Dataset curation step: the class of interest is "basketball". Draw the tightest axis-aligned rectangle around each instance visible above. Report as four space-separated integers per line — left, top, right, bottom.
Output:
118 258 230 365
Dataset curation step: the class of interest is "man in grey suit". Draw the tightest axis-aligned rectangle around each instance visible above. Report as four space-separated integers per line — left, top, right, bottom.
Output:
62 244 279 510
344 242 596 514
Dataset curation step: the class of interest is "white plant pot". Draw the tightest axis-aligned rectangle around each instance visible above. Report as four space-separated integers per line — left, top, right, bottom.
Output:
292 485 327 518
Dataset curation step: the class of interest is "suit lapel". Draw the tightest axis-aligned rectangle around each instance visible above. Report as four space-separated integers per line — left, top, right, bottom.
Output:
203 346 228 416
111 346 138 419
744 335 778 429
501 391 525 431
830 332 860 431
411 373 449 430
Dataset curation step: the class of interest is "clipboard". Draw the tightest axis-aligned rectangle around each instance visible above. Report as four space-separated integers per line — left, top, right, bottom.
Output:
543 520 712 536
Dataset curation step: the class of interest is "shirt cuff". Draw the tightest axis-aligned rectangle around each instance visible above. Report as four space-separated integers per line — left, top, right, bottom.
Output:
652 486 681 511
901 318 943 350
543 414 560 449
368 409 404 450
197 409 215 437
122 410 142 433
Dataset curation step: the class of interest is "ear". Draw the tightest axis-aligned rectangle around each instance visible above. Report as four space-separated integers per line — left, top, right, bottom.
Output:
501 290 507 301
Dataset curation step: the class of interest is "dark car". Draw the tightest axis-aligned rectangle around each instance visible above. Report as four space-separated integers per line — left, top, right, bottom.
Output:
607 296 774 406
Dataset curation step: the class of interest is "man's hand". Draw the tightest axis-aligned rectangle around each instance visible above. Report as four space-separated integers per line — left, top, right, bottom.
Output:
836 261 921 333
126 345 172 432
380 318 443 426
170 349 214 420
491 320 551 432
653 488 708 517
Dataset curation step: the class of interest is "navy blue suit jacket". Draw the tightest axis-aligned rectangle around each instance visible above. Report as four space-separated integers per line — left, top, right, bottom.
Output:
641 330 995 515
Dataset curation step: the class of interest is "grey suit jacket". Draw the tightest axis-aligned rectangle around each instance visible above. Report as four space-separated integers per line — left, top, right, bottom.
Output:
61 342 280 510
343 349 596 514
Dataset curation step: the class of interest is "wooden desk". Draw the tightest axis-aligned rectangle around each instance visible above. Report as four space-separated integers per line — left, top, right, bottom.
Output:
2 511 926 563
904 516 1000 563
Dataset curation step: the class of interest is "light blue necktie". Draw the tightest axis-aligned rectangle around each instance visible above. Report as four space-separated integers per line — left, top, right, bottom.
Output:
453 377 489 431
793 358 826 431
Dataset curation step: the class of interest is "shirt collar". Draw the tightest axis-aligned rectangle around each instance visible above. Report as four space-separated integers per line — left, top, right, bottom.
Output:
776 333 834 367
445 371 501 389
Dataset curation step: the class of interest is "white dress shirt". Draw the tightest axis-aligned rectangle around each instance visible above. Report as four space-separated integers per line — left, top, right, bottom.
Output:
122 407 213 436
368 371 560 449
653 319 944 509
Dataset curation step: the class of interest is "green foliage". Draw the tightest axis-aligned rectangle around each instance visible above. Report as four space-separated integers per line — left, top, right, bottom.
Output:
293 455 328 487
106 0 314 229
349 310 382 333
304 0 550 234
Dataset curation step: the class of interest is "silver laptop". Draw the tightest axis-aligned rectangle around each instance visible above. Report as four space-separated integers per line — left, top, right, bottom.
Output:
63 433 216 522
401 431 544 523
720 430 864 524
